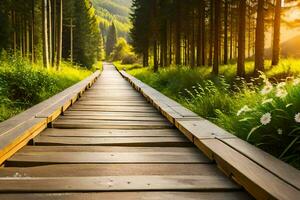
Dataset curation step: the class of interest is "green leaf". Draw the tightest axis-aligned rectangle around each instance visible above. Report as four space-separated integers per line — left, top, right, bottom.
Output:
279 136 300 159
247 125 261 141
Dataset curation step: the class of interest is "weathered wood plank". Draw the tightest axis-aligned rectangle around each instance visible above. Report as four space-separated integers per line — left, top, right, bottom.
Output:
69 106 157 113
58 115 167 122
0 164 219 177
175 119 236 140
6 151 210 166
63 111 162 117
32 136 190 146
0 175 239 192
41 128 180 137
221 138 300 190
52 120 173 129
0 118 47 165
18 146 200 153
196 139 300 200
0 192 253 200
75 100 149 106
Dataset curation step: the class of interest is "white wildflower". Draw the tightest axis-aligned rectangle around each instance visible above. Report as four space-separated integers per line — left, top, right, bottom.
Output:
276 82 286 89
293 78 300 86
261 82 273 95
295 113 300 123
262 98 273 104
260 113 272 125
237 105 252 116
276 88 288 98
277 129 283 135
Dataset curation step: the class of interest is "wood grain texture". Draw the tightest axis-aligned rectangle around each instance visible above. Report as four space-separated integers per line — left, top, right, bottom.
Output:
0 175 239 192
0 192 253 200
41 128 180 137
197 139 300 200
32 136 190 146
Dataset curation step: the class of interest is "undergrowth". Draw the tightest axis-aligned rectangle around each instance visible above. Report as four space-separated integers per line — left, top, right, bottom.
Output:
115 59 300 169
0 54 92 121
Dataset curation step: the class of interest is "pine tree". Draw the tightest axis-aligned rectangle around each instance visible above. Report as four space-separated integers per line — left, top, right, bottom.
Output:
105 22 117 58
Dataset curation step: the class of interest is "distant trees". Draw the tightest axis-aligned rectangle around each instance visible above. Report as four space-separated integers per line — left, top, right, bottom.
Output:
0 0 103 69
105 22 117 58
130 0 289 76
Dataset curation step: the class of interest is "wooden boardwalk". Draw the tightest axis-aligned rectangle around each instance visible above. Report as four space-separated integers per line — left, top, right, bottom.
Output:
0 63 299 199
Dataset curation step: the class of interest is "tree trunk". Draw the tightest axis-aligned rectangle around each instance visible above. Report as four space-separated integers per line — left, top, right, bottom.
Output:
237 0 246 77
254 0 265 72
56 0 63 69
271 0 281 66
153 41 158 72
175 0 181 65
52 0 56 67
48 0 52 66
230 4 233 60
31 0 35 62
213 0 220 75
43 0 49 68
190 10 195 68
208 1 214 66
224 0 228 64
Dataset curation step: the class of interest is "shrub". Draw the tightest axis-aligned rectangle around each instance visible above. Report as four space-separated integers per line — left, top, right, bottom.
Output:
122 54 138 64
0 54 91 122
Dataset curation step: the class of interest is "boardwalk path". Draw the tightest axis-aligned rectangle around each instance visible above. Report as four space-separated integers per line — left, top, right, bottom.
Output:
0 63 253 199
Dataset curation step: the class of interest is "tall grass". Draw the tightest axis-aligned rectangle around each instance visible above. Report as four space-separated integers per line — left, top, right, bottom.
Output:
0 53 92 122
116 59 300 169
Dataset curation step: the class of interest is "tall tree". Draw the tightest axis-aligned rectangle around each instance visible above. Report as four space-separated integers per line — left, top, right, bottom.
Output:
43 0 49 68
105 22 117 58
213 0 221 75
175 0 182 65
56 0 62 69
237 0 246 77
224 0 229 64
271 0 281 66
254 0 265 72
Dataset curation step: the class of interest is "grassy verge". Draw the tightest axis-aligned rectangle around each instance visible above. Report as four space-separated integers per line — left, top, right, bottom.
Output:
115 59 300 169
0 54 94 122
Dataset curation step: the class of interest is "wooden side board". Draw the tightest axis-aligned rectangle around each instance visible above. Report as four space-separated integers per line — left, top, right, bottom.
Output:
0 71 101 166
119 69 300 200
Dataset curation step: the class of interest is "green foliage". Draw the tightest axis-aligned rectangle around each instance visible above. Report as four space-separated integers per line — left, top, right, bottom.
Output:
118 59 300 169
0 54 91 122
110 37 137 64
105 23 118 58
70 0 103 68
92 0 132 40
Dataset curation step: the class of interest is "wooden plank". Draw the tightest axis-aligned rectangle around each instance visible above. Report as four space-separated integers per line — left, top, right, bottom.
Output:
79 96 145 101
221 138 300 190
0 164 219 177
0 175 239 192
18 146 200 153
175 119 236 139
0 192 253 200
32 136 190 146
69 106 157 113
52 120 173 129
0 118 47 165
76 100 149 106
57 115 166 122
6 151 210 166
41 128 181 137
63 111 161 117
195 139 300 200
